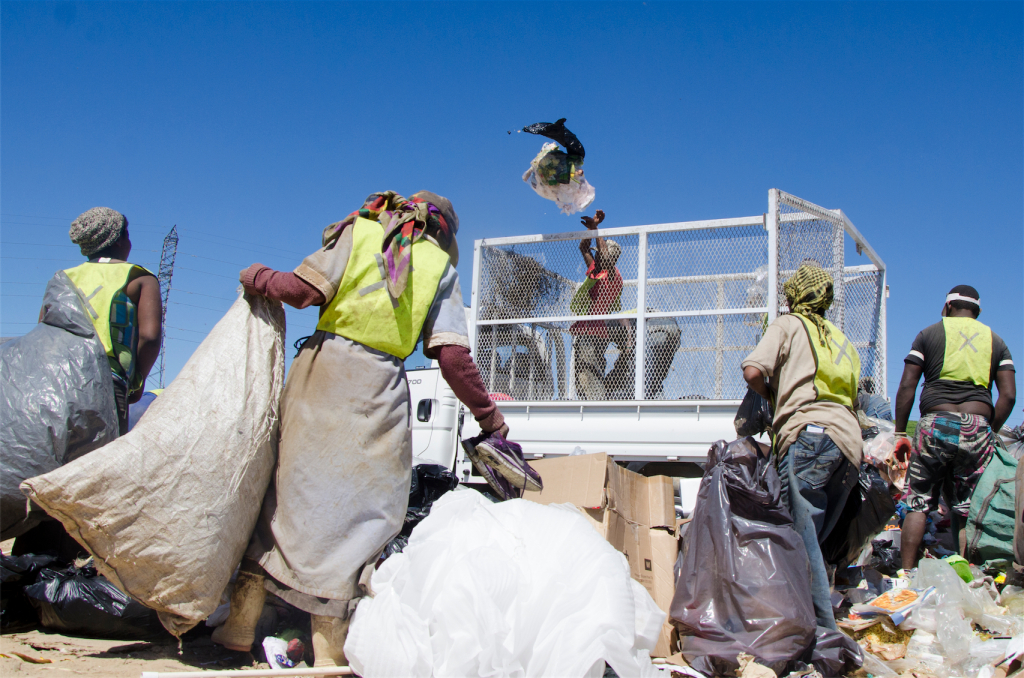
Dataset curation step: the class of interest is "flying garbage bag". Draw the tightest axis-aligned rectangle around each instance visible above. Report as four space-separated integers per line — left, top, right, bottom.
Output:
521 118 595 215
345 490 670 678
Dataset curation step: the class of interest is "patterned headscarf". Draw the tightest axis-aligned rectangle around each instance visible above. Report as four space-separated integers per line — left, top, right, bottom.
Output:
321 191 457 300
783 264 834 348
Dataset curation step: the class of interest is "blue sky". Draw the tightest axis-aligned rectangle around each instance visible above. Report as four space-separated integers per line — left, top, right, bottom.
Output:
2 2 1021 425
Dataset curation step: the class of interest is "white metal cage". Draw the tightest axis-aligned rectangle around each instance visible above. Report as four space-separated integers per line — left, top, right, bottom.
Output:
470 189 887 403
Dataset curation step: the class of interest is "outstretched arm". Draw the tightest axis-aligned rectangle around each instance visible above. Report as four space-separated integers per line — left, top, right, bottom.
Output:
240 264 327 309
437 345 508 436
579 210 605 272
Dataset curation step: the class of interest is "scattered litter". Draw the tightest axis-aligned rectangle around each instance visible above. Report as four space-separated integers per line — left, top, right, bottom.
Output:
262 635 305 670
10 651 52 664
735 652 775 678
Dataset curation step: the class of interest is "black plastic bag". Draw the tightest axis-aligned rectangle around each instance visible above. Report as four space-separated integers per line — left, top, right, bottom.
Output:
806 626 864 675
381 464 459 559
1 554 56 631
867 540 901 576
23 562 162 639
522 118 585 158
820 464 896 567
733 388 773 437
670 438 817 675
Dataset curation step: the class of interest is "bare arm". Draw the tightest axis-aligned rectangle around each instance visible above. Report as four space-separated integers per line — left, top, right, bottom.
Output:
894 362 923 433
131 275 163 400
743 365 771 401
579 210 605 273
992 370 1017 434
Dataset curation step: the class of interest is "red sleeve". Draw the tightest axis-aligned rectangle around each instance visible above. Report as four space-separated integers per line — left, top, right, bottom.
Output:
241 264 326 309
437 345 506 433
589 267 623 315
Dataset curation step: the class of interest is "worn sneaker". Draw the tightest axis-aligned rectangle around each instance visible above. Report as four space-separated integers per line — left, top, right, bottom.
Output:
461 435 522 501
473 431 543 493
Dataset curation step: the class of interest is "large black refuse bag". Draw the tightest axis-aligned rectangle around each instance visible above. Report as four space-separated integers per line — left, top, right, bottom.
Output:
522 118 585 158
1 554 56 631
382 464 459 559
0 273 119 540
23 562 162 639
733 388 773 437
670 437 817 675
821 463 896 568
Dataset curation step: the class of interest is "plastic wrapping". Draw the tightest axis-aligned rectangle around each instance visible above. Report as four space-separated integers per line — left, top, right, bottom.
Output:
22 292 286 637
669 438 817 674
346 490 669 678
820 464 897 567
1 554 57 631
522 143 596 215
733 388 773 437
0 273 119 540
23 562 161 639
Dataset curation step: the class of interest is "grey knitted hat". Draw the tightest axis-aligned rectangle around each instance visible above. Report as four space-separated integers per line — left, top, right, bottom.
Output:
69 207 128 257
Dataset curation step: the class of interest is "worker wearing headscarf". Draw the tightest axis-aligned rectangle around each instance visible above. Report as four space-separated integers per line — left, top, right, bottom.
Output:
740 264 862 630
214 191 534 670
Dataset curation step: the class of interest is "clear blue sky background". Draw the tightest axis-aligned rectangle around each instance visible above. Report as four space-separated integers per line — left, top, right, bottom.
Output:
2 1 1021 426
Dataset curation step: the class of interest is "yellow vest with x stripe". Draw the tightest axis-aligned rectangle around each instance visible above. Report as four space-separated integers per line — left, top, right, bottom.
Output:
63 262 151 390
793 313 861 410
939 317 993 388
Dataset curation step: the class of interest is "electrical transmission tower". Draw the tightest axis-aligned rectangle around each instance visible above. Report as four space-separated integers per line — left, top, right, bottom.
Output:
156 225 178 388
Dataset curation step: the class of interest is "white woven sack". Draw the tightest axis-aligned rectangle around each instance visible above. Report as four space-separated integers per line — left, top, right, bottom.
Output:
22 293 285 636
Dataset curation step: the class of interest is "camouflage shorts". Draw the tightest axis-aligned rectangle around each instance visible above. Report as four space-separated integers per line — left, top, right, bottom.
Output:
905 412 995 518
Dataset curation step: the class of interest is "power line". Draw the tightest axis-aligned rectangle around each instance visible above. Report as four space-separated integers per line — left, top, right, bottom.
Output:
174 266 237 280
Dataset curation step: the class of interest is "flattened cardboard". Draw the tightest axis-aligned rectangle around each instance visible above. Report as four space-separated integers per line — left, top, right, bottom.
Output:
527 453 608 510
605 458 675 529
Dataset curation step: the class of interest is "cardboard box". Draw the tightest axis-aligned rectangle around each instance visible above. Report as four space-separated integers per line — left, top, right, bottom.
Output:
526 453 680 657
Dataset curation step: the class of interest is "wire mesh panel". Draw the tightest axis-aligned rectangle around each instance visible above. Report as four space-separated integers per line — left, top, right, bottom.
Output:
473 190 886 401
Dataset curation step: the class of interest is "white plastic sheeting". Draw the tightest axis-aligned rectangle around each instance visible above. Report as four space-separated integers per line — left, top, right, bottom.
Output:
345 490 669 678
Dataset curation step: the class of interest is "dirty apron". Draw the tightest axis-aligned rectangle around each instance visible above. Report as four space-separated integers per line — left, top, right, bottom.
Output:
247 330 412 617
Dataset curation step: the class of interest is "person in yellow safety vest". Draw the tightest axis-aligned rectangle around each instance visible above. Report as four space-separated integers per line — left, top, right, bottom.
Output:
894 285 1016 572
741 264 862 631
215 191 533 671
63 207 163 435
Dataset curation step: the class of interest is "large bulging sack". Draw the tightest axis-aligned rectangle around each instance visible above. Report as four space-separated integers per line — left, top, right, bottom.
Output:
1 273 119 540
670 438 817 675
22 293 285 636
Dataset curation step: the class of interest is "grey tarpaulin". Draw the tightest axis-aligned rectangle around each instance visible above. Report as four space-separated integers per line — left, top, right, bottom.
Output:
0 272 118 540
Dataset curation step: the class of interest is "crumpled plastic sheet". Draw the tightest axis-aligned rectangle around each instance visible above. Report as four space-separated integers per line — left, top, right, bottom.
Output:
0 272 119 540
345 490 669 678
523 143 596 215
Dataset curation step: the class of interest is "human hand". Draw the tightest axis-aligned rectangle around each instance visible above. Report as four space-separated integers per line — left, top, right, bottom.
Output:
580 210 605 230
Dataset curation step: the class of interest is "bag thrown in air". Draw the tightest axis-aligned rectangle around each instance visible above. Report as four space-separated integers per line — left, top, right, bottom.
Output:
965 441 1018 566
22 292 286 637
0 273 119 540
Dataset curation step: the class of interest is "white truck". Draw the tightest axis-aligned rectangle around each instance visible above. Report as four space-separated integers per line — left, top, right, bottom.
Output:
410 189 888 484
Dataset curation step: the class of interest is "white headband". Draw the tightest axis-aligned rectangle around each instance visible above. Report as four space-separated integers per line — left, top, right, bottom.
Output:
946 292 980 307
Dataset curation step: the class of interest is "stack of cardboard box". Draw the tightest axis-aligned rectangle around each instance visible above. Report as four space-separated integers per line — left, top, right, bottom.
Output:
523 452 680 657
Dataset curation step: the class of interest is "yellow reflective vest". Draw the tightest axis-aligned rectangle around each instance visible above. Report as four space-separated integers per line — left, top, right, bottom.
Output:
939 317 993 388
63 262 151 390
793 313 861 410
316 217 449 359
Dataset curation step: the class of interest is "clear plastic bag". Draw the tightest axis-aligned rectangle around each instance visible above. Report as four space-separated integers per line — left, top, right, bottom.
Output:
522 143 595 215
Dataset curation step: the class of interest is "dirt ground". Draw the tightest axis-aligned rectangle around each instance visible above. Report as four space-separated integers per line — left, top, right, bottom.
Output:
0 627 268 677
